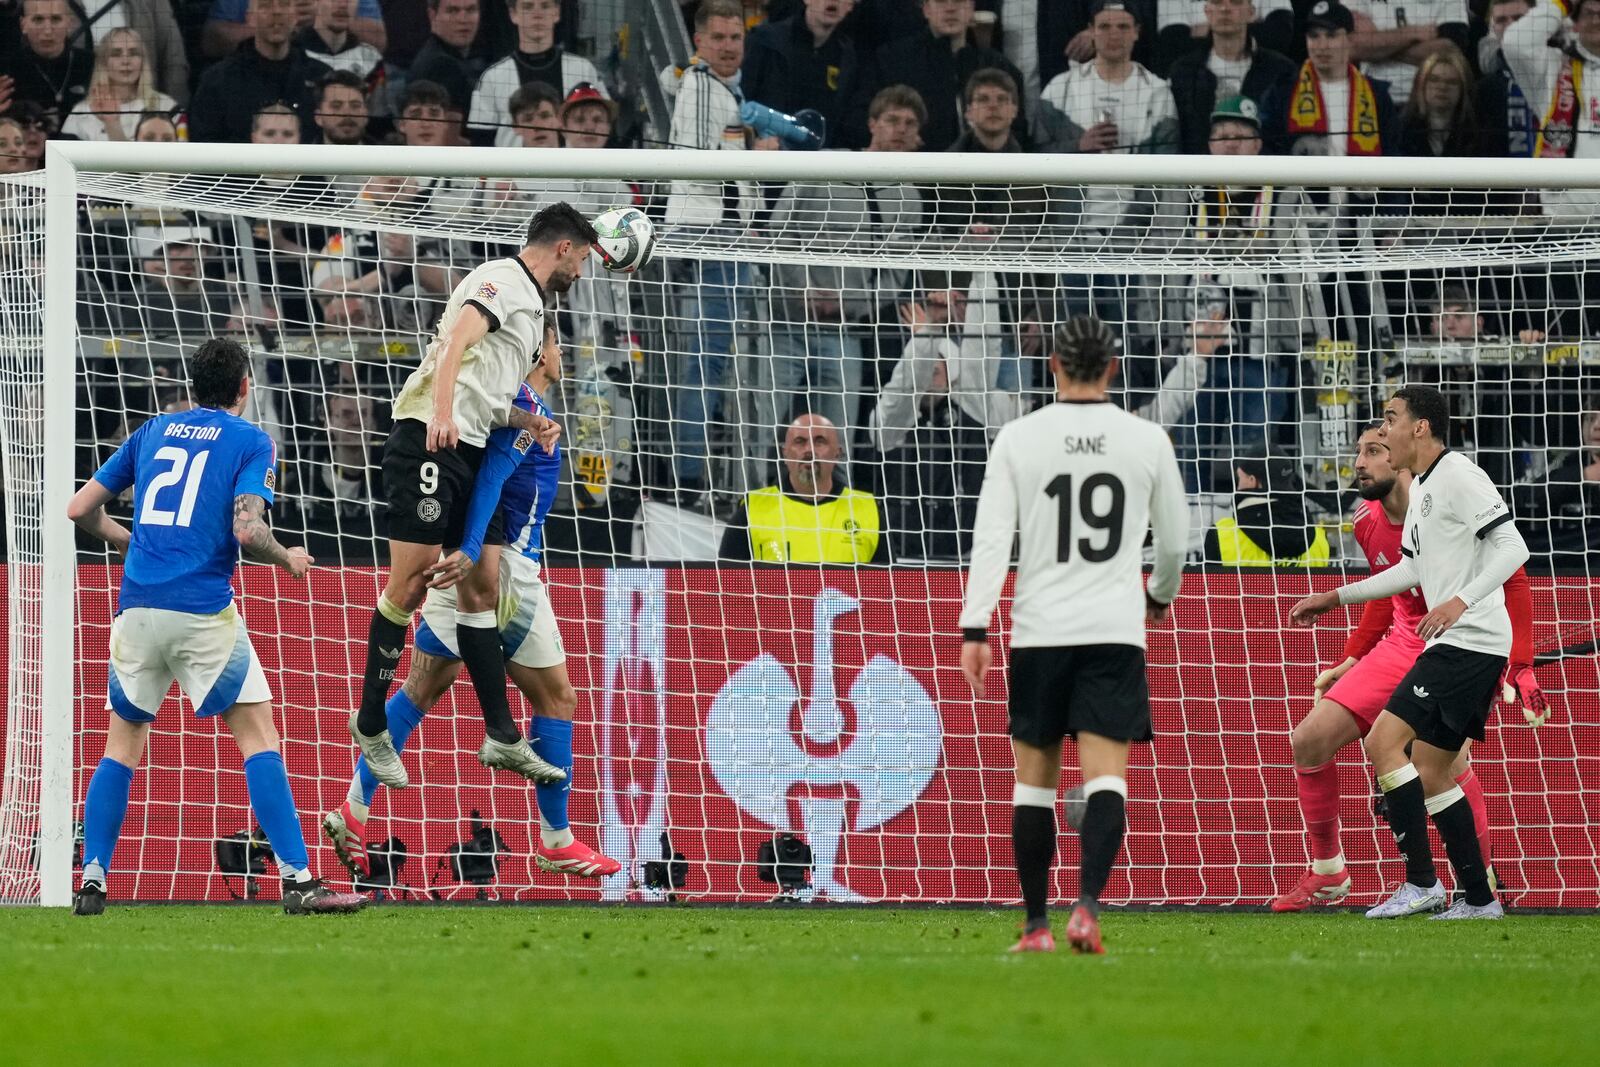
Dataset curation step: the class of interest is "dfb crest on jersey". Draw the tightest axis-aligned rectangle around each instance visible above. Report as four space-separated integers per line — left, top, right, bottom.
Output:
1422 493 1433 517
706 588 942 901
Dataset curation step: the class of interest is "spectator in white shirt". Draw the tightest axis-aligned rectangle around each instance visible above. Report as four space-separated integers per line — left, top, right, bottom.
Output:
60 27 177 142
469 0 605 146
1040 0 1179 155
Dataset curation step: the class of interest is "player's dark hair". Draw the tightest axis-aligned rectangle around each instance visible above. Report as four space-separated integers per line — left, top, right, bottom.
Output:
1392 383 1450 443
1051 315 1119 383
191 338 249 408
525 201 599 248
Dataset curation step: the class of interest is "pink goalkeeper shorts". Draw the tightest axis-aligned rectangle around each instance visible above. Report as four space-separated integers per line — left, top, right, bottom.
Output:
1323 627 1427 735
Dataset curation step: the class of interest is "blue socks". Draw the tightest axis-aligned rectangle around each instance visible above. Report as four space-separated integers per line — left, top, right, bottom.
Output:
355 690 427 806
530 716 574 847
243 750 309 879
82 756 134 881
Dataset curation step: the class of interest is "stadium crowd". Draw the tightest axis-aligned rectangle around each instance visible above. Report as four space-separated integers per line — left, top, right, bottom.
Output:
1 0 1596 567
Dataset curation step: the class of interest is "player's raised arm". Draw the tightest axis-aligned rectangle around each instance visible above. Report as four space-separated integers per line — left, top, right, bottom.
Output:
67 478 132 556
426 302 493 452
233 494 313 578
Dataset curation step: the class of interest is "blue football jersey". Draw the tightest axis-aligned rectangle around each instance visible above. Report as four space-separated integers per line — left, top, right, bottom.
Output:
94 407 276 614
460 383 561 563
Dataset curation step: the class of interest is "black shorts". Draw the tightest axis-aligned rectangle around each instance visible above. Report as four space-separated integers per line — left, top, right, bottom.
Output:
1384 644 1506 752
381 419 503 549
1008 644 1152 746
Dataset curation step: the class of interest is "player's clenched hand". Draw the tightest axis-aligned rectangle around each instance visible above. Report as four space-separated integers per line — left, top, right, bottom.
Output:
1502 662 1550 727
533 413 561 455
1145 594 1171 626
1289 590 1339 627
283 547 314 579
960 640 992 698
1417 596 1467 641
426 412 459 452
425 550 474 590
1314 657 1357 701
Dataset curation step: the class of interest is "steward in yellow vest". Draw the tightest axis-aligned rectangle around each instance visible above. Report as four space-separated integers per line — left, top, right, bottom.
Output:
717 414 891 564
1202 456 1330 567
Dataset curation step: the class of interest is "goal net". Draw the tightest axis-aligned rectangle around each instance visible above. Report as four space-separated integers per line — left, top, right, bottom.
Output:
2 145 1597 907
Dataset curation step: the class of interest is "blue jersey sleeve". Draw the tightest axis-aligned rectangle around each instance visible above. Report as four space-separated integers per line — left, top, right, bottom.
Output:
233 429 277 507
460 426 532 562
93 422 146 495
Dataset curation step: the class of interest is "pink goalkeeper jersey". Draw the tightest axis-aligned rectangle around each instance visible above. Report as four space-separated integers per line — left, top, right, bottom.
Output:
1352 498 1427 631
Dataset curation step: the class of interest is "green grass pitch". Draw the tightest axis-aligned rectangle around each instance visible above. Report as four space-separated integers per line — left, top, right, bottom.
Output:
3 906 1598 1064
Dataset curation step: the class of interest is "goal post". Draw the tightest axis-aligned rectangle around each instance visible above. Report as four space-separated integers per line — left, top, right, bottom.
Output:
5 141 1598 907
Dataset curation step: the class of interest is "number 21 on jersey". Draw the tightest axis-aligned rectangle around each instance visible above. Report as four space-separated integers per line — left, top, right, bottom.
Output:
1045 473 1126 563
140 446 211 528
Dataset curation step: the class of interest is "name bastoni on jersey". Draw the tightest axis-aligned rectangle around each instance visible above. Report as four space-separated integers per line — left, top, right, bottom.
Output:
391 258 548 447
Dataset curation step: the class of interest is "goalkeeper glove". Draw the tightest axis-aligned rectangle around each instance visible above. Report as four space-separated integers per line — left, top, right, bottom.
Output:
1501 663 1549 727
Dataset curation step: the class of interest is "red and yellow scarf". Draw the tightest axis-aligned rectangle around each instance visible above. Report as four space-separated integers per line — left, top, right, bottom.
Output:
1537 55 1583 158
1288 62 1381 156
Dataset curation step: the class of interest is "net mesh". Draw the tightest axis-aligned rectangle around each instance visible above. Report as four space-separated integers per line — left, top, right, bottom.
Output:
2 163 1597 906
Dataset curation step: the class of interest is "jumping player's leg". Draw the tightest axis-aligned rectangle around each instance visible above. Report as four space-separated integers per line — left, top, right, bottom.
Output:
510 661 619 878
353 536 440 741
453 543 523 745
327 649 461 880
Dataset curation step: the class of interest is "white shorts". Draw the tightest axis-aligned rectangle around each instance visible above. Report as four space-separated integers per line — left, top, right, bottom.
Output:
417 551 565 670
106 605 271 722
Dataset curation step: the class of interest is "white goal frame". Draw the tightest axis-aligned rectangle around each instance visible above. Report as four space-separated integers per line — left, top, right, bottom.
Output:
24 141 1600 906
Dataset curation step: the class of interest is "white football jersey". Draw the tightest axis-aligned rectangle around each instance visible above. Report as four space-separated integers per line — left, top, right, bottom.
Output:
960 400 1188 649
1402 450 1515 657
392 258 547 448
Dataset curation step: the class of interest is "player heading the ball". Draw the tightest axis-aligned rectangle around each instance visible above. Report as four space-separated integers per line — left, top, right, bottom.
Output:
326 325 620 883
348 203 597 790
959 316 1188 954
1291 384 1530 921
69 338 364 916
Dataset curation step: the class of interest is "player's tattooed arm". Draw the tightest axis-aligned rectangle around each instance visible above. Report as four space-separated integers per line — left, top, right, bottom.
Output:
233 494 314 577
503 405 562 455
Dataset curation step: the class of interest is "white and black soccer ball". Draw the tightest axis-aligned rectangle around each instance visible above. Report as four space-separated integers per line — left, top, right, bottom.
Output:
591 206 657 274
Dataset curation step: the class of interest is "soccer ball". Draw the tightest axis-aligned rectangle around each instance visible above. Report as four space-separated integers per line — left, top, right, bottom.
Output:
591 207 657 274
